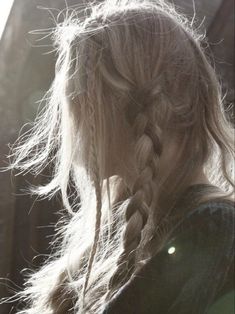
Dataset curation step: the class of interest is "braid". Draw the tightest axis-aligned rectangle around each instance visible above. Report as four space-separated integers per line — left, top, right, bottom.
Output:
80 44 103 311
106 85 163 300
44 44 102 314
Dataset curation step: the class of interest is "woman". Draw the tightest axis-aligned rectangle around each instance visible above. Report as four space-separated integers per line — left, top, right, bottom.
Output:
8 0 234 313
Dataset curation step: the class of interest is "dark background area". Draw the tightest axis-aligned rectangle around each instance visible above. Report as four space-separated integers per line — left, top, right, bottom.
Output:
0 0 234 313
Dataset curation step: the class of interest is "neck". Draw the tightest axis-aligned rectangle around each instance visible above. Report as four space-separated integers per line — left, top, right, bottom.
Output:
191 170 211 186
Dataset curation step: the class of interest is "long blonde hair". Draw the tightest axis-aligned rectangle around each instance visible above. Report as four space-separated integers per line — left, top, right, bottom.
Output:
7 0 234 313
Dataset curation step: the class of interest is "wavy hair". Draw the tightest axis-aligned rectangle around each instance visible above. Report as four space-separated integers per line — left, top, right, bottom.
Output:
7 0 234 313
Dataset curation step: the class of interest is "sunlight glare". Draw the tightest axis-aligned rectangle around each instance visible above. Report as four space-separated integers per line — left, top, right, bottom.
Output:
0 0 14 39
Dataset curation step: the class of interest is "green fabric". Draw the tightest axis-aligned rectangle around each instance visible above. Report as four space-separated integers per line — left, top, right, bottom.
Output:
207 291 235 314
103 185 234 314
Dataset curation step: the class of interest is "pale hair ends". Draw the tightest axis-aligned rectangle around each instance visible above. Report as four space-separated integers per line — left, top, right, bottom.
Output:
6 0 235 313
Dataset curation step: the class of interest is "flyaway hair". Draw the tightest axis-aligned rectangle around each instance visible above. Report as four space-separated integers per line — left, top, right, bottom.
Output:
5 0 234 313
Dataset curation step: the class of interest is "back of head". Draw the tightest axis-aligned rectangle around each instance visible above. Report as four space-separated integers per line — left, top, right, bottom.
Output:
9 0 234 313
54 0 234 206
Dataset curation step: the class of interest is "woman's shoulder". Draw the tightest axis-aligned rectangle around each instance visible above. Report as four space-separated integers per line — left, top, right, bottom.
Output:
177 197 234 226
171 184 234 231
168 185 234 254
147 191 234 313
185 190 234 217
102 186 234 314
167 194 234 254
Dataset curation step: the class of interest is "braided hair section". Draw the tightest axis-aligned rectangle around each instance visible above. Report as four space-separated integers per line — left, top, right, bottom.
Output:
39 42 103 314
79 42 103 312
105 83 163 300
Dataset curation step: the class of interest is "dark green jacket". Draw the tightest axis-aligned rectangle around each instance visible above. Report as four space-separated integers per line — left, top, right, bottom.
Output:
103 184 234 314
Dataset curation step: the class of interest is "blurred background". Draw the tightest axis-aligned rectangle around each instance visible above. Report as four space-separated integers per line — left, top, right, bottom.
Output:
0 0 234 313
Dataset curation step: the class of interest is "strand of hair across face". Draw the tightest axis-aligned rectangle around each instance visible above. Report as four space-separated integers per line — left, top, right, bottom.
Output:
105 86 163 300
43 45 102 314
